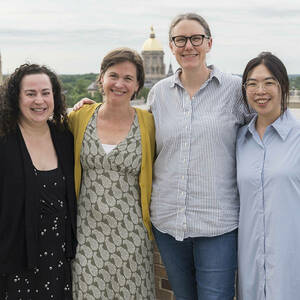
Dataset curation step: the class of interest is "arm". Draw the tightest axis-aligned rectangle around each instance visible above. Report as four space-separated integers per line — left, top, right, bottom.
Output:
72 98 96 111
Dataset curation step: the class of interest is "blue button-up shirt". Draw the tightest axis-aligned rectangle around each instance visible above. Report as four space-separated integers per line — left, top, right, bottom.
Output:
237 110 300 300
148 66 249 241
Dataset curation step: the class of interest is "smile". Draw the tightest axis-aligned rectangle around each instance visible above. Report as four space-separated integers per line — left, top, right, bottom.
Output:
255 98 270 105
111 89 126 95
31 108 47 112
182 54 198 57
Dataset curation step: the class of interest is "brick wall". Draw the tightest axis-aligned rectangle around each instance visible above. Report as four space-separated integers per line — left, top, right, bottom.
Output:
153 242 175 300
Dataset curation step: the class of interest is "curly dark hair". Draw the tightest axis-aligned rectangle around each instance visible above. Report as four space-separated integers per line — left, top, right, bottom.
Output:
0 63 68 136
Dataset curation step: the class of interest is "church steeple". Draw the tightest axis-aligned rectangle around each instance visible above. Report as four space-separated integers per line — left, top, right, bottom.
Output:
0 52 3 85
150 26 155 39
167 63 174 77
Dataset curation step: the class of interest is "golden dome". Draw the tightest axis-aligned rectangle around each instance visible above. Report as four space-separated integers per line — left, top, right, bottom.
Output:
142 26 163 51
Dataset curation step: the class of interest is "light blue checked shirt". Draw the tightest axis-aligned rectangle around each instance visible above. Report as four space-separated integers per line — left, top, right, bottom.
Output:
148 66 249 241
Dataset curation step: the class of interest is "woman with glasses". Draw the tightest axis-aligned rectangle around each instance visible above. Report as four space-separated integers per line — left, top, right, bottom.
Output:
147 13 249 300
237 52 299 300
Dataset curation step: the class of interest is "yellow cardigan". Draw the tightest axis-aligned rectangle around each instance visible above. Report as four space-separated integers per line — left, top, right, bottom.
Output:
68 103 155 240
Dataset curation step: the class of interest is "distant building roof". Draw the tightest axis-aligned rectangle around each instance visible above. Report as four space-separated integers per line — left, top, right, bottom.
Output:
87 81 98 91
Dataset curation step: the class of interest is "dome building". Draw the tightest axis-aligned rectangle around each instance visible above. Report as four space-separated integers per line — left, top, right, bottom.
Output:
142 26 166 88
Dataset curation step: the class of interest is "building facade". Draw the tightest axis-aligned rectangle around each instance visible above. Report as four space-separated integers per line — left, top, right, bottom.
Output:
87 81 99 97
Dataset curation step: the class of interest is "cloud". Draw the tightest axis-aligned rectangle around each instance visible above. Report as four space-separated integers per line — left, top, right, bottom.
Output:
1 0 299 74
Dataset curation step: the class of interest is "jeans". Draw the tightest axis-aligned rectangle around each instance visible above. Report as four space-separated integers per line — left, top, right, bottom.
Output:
153 226 237 300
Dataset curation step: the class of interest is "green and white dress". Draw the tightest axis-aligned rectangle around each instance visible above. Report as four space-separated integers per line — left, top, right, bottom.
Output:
72 108 155 300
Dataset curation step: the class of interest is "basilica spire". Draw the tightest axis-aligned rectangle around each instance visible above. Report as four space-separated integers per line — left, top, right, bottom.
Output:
0 52 3 85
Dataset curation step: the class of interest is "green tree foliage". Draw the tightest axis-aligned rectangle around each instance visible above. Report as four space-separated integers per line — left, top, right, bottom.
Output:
59 74 102 107
138 87 150 101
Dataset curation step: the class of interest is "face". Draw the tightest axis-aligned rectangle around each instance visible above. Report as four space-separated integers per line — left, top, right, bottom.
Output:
100 61 139 104
169 19 212 71
245 64 281 122
19 73 54 127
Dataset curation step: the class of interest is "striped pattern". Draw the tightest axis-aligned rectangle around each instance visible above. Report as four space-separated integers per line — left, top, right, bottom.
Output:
148 66 249 241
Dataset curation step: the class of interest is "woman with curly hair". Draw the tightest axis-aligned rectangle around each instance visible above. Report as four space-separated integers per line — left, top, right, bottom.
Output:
0 63 77 299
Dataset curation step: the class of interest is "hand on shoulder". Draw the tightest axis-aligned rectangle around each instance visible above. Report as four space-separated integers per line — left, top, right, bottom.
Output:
72 98 96 111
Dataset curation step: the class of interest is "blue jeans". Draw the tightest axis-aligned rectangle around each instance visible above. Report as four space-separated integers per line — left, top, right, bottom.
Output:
153 226 237 300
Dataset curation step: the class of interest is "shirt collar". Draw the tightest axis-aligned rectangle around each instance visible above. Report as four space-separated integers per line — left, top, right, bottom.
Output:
270 109 297 140
247 114 258 136
209 65 222 84
244 109 297 141
170 65 222 88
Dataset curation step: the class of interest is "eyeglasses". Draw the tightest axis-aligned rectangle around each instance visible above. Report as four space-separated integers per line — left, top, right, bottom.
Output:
171 34 209 48
243 79 279 93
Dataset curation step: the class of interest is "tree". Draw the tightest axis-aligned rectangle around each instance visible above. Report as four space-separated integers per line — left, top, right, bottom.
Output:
58 74 99 107
138 87 150 101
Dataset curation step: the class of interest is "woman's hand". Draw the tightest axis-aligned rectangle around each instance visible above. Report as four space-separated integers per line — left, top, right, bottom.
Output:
72 98 96 111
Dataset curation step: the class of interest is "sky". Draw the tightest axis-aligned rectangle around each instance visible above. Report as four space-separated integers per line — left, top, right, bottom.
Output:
1 0 299 75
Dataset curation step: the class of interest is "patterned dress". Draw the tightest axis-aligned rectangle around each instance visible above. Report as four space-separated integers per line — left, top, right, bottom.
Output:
4 167 72 300
72 109 155 300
